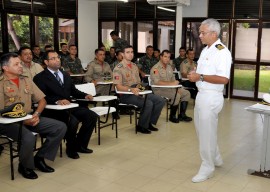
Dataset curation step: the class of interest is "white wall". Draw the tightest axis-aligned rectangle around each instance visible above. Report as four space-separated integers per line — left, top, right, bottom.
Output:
175 0 208 55
78 0 98 68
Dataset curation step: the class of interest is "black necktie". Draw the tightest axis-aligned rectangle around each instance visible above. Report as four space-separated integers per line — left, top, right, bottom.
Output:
54 72 63 86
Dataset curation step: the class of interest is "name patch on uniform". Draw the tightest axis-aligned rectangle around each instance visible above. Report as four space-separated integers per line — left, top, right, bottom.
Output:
114 76 119 80
215 44 224 50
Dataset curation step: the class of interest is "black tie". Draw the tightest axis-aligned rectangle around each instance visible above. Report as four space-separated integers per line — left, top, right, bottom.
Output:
54 72 63 86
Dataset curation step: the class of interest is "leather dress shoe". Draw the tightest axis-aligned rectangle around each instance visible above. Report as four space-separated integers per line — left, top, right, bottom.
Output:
178 114 192 122
34 156 54 173
18 163 38 179
66 149 80 159
77 146 93 154
169 116 180 123
137 126 151 134
148 124 158 131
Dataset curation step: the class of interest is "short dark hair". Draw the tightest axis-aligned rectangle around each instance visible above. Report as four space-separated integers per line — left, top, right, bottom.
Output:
186 48 194 54
121 45 133 53
69 44 76 49
179 47 186 51
95 48 105 55
0 52 19 69
154 48 160 53
44 44 53 49
115 50 123 56
110 30 119 36
146 45 153 50
18 46 31 55
160 50 171 56
60 43 67 48
43 50 57 60
110 47 116 51
32 45 40 50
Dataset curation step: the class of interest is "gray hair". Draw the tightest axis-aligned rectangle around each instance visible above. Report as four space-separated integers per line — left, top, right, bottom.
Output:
201 18 221 37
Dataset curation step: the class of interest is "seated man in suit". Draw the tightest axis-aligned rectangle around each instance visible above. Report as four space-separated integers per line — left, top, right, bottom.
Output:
113 45 165 134
33 50 98 159
0 52 67 179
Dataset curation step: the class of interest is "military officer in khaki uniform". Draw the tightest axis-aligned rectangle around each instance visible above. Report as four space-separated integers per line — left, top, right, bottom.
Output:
180 49 198 99
150 50 192 123
113 45 165 134
85 48 112 96
0 53 66 179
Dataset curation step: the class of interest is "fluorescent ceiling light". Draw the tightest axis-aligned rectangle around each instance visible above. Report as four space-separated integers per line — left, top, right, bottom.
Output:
157 6 175 12
11 0 45 6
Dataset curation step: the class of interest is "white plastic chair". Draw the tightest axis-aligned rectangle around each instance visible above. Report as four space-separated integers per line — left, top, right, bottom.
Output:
75 83 117 145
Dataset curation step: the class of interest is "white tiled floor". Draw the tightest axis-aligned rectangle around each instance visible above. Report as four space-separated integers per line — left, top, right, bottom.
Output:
1 99 270 192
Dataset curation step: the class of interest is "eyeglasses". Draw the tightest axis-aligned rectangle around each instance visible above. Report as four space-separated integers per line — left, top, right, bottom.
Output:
47 56 61 60
199 31 213 36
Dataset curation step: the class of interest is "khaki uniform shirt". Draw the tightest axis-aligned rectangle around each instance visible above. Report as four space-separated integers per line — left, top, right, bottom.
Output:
113 62 141 87
150 61 189 104
22 61 43 79
180 59 197 77
173 56 186 71
0 74 45 113
85 59 112 83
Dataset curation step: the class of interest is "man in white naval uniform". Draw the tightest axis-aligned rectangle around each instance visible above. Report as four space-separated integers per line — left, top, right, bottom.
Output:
187 18 232 183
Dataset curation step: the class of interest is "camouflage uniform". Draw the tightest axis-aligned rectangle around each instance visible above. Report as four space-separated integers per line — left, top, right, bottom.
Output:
105 54 117 65
21 61 44 79
150 61 190 106
61 55 84 74
32 54 44 65
110 60 120 71
114 38 129 52
113 62 165 129
85 59 112 95
173 56 186 71
137 55 159 75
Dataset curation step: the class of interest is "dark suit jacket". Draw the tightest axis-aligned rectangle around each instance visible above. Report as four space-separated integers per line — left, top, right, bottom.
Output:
33 68 87 104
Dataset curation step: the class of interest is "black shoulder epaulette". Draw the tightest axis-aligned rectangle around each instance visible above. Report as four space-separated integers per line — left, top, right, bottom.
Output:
215 44 224 50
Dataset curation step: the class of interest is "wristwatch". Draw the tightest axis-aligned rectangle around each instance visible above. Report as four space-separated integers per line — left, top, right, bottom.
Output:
34 111 41 116
200 74 204 82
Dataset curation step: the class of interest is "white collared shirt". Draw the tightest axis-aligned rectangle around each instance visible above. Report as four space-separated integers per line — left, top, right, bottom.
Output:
47 68 64 83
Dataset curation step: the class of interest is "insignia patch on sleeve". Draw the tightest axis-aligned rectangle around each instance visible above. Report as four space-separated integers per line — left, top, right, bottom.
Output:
117 64 123 68
215 44 224 50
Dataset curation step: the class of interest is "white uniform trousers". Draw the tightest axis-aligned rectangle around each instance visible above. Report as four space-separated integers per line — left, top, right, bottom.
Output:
194 89 224 175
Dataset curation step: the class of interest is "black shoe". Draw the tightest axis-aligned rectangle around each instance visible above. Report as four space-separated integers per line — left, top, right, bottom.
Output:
77 146 93 154
179 114 192 122
148 124 158 131
34 156 54 173
66 148 80 159
18 163 38 179
137 126 151 134
169 116 180 123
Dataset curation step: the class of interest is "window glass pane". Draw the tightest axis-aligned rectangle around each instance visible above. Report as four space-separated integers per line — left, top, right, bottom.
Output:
208 0 232 19
59 18 75 48
136 2 154 19
233 64 256 97
117 2 134 19
158 21 174 53
258 66 270 98
34 16 54 50
262 1 270 19
99 2 116 19
138 21 153 53
119 22 133 46
7 14 30 52
235 22 258 61
185 22 203 58
0 14 2 53
220 22 230 47
156 6 176 19
57 0 76 17
101 22 115 51
261 22 270 62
